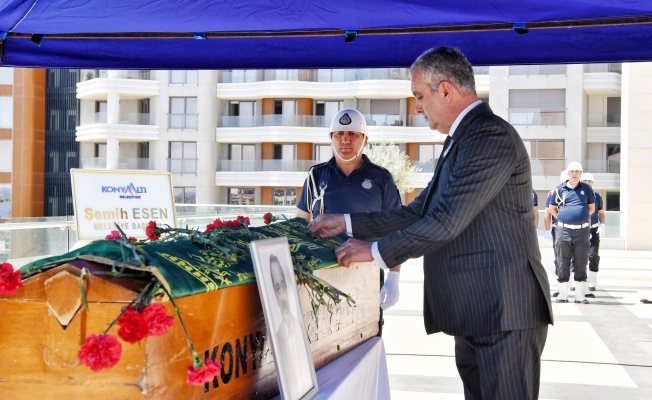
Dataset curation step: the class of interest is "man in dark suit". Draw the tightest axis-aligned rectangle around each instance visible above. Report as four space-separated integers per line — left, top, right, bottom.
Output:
307 47 553 399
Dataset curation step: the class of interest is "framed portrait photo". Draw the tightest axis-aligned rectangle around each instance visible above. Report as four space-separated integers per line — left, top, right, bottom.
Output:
249 237 318 400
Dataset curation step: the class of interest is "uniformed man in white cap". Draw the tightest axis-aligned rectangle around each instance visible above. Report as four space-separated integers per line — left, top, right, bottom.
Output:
580 172 605 298
549 162 595 304
296 108 402 335
545 170 567 285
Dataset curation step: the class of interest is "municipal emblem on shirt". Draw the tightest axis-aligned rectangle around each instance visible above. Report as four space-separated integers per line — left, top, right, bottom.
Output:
581 191 585 195
319 181 328 191
362 179 373 189
339 113 352 125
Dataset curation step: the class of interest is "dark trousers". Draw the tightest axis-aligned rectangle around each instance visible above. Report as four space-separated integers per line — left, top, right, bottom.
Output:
377 268 384 337
589 227 600 272
556 226 589 283
454 325 548 400
552 225 558 276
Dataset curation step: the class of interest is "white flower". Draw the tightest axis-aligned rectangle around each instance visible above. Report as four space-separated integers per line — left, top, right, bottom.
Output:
365 142 421 194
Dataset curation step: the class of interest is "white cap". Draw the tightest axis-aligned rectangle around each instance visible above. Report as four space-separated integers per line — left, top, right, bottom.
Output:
559 170 567 182
581 172 594 182
567 161 583 172
330 109 368 136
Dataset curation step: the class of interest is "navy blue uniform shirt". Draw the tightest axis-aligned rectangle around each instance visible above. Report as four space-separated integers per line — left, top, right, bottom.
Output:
297 154 402 216
551 181 595 224
545 188 558 225
532 189 538 207
591 191 603 225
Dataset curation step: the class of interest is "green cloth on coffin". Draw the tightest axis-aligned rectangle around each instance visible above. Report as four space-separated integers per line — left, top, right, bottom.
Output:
23 218 348 299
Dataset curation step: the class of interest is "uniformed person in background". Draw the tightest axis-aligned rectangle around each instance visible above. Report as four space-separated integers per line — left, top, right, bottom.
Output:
581 172 605 298
533 189 539 228
297 108 402 335
545 170 567 292
549 162 595 304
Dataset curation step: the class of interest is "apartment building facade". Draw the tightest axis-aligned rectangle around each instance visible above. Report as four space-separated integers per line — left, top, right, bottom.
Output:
73 63 652 249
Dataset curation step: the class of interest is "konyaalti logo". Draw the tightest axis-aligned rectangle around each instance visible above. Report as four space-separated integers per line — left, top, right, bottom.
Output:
101 183 147 199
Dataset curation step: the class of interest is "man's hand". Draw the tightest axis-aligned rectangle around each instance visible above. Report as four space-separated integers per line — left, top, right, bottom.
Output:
598 223 606 237
334 238 374 267
380 271 400 310
306 214 346 238
544 230 552 241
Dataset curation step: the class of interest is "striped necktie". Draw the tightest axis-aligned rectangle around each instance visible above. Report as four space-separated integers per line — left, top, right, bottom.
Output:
442 135 454 158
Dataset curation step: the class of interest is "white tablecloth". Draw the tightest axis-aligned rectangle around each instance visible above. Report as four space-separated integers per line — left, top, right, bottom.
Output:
273 337 391 400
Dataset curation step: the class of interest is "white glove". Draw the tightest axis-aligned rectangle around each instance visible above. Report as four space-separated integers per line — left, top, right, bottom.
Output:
544 230 552 240
598 223 605 237
380 271 400 310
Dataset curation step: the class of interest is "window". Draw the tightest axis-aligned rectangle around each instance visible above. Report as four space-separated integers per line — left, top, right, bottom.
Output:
416 144 443 172
273 144 296 160
226 101 256 127
369 100 402 126
0 97 13 128
315 101 344 117
0 141 12 172
169 70 198 84
95 101 107 124
95 143 106 158
524 140 565 176
508 89 565 126
607 144 620 174
174 187 196 204
138 142 150 158
606 192 620 211
49 151 60 173
168 142 197 174
274 100 283 115
65 151 77 171
229 144 255 160
0 67 13 85
315 144 332 162
67 110 77 130
169 97 198 129
229 188 255 205
509 65 567 75
606 97 621 127
273 188 297 206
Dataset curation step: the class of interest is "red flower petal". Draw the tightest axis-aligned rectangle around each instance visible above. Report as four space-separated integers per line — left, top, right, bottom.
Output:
141 303 175 336
186 359 223 386
145 221 160 241
0 262 24 297
116 306 149 344
78 334 122 372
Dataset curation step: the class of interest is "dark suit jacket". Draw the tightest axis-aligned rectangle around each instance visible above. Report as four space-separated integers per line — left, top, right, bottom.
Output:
350 103 553 336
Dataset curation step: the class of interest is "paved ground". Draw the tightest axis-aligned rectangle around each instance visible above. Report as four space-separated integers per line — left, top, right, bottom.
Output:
384 247 652 400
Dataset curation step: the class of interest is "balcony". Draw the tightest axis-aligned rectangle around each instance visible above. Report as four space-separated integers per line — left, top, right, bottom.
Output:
530 158 566 176
217 159 318 172
77 71 159 100
76 112 158 142
509 108 565 126
587 113 621 143
509 65 567 75
80 157 155 170
583 64 622 95
216 159 320 187
168 114 198 130
168 158 198 175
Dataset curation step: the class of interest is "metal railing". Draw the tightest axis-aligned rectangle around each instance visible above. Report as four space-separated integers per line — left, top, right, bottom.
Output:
587 113 621 128
81 69 152 81
585 158 621 174
218 114 407 128
167 158 198 174
168 114 198 129
509 108 566 126
80 112 156 126
412 160 437 173
408 115 430 127
536 210 623 239
217 159 319 172
80 157 155 170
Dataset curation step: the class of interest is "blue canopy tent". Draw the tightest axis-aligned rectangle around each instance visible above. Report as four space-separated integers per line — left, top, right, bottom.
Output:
1 0 652 68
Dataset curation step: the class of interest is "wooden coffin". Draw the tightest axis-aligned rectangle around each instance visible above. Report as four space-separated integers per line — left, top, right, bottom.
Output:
0 259 379 399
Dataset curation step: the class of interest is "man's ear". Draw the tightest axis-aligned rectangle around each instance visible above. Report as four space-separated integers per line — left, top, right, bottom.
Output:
439 81 455 102
363 136 369 146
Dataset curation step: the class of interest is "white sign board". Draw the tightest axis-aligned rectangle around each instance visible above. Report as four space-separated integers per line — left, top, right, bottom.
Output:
71 169 176 241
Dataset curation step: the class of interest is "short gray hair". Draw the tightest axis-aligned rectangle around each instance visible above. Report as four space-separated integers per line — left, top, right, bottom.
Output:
410 47 477 96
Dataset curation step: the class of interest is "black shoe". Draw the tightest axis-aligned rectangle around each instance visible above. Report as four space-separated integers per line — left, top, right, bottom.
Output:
642 299 652 304
552 292 559 298
555 298 568 303
575 299 589 304
585 293 595 298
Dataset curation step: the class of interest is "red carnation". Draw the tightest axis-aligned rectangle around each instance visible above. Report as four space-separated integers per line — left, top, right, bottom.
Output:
205 218 224 233
117 306 149 344
263 212 276 225
78 334 122 372
236 216 250 226
187 359 223 386
224 220 239 229
145 221 161 241
141 303 175 336
0 262 24 297
106 231 138 242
